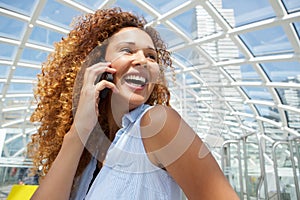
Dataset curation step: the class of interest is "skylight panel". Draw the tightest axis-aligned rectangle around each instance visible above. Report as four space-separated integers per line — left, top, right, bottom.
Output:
2 96 32 106
29 25 65 47
286 110 300 131
201 37 240 61
7 83 34 94
112 0 154 22
261 61 300 82
220 0 275 27
174 46 205 67
0 15 26 40
0 65 10 78
239 26 293 56
277 88 300 108
240 116 258 128
294 22 300 38
13 67 41 80
39 0 84 29
144 0 188 13
0 43 17 60
224 64 262 82
154 24 185 48
242 86 273 101
256 104 280 122
262 122 287 139
72 0 102 10
0 0 36 16
170 8 198 39
282 0 300 13
20 47 48 64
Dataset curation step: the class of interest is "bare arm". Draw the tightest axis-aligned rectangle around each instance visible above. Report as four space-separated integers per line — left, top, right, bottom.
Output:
141 105 239 200
31 63 117 200
31 126 84 200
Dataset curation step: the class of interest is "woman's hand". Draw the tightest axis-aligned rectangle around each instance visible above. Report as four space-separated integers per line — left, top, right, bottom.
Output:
72 62 118 143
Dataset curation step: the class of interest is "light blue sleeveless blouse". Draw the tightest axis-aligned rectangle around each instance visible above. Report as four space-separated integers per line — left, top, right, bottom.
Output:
81 104 181 200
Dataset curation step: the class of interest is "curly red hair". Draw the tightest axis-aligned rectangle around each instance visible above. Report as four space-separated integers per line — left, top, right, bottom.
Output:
27 7 172 186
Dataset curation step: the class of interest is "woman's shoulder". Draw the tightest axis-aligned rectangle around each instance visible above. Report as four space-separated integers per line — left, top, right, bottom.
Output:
141 105 182 133
143 104 181 120
140 104 197 169
140 104 188 153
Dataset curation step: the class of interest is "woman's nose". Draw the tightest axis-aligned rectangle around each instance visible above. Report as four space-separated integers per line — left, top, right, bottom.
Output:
132 50 147 67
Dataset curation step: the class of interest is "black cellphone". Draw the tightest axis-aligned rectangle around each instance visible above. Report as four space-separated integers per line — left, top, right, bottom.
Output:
95 72 114 99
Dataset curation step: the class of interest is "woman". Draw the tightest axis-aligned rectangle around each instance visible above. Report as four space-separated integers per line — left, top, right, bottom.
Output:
28 7 239 200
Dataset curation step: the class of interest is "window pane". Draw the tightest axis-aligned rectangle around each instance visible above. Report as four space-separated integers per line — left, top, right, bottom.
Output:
113 0 154 22
261 61 300 82
0 44 17 60
175 47 205 67
263 122 286 140
0 65 11 78
282 0 300 13
256 105 280 122
240 64 261 82
220 0 275 27
155 24 185 48
194 5 223 37
0 0 36 15
277 88 300 108
20 48 48 63
0 15 25 40
294 22 300 38
7 83 34 94
202 37 241 61
240 26 293 56
144 0 188 13
40 0 83 29
242 86 272 101
29 26 64 46
170 8 198 39
286 110 300 130
13 67 41 80
72 0 102 10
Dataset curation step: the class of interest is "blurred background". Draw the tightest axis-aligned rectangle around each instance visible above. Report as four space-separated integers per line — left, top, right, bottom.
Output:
0 0 299 199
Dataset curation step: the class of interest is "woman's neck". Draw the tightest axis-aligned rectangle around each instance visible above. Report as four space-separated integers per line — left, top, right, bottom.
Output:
107 94 143 139
107 96 129 140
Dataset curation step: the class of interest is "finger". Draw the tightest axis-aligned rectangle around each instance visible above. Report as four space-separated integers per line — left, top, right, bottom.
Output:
95 81 119 94
83 63 109 83
84 65 116 86
88 62 117 74
90 61 111 69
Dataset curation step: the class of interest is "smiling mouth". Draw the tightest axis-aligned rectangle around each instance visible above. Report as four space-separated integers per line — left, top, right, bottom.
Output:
124 74 148 87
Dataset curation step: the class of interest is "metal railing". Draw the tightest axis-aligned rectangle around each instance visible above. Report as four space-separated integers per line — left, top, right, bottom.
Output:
221 135 300 200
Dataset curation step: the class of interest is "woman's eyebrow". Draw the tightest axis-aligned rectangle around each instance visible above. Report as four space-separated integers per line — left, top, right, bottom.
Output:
118 41 135 45
115 42 155 50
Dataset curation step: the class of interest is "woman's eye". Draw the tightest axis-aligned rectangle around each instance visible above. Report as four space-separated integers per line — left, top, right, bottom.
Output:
121 48 133 54
146 54 157 61
145 49 158 62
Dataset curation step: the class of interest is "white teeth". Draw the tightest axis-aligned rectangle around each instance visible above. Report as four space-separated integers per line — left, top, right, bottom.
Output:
125 75 147 86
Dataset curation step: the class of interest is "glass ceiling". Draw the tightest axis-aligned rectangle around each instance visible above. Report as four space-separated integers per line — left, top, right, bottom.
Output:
0 0 299 172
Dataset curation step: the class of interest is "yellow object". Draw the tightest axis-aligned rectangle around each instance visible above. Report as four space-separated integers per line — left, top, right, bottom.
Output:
7 185 38 200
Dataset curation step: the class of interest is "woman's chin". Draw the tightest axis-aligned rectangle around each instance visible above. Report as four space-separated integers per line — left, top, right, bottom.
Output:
112 91 148 108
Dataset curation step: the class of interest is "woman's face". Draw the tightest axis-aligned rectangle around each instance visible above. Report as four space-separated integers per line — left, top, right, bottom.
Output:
105 27 160 110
